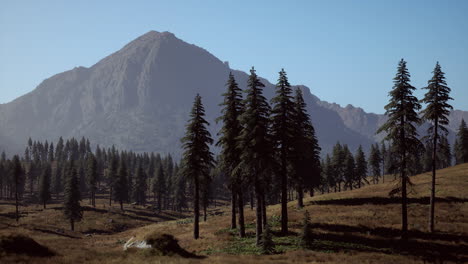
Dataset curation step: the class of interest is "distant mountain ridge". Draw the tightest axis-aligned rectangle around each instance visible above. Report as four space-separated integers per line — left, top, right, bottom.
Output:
0 30 466 157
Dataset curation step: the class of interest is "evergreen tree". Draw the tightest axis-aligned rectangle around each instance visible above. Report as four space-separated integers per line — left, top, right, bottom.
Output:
354 145 367 188
331 142 345 192
368 143 382 183
236 67 273 245
63 161 82 231
377 59 422 240
113 156 128 211
12 155 23 222
216 72 245 235
420 62 453 233
438 136 452 168
181 94 215 239
260 224 274 254
133 162 147 205
53 162 62 199
39 164 51 209
454 119 468 164
270 69 296 233
86 153 98 207
343 145 355 190
323 155 335 193
290 88 321 205
155 164 166 212
108 152 118 206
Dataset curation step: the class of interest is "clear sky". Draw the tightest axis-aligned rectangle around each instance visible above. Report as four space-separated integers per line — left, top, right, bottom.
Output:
1 0 467 113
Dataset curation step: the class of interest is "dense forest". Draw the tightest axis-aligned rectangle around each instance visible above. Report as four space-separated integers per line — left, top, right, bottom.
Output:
1 61 468 249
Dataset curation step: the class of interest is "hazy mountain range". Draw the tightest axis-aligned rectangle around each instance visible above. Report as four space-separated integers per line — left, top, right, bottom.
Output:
0 30 466 157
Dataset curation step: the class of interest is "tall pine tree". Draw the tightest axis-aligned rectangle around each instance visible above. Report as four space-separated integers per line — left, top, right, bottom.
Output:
290 88 321 206
63 161 82 231
454 119 468 164
270 69 295 233
216 72 245 236
236 67 274 245
420 62 453 233
181 94 215 239
377 59 422 240
39 164 51 209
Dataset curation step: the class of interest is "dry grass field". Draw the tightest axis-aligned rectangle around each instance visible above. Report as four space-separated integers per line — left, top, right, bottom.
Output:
1 163 467 263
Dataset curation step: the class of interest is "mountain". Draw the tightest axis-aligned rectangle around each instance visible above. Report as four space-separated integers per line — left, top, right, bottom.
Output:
0 30 466 157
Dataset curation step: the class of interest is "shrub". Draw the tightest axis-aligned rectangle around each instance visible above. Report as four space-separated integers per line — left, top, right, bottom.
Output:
143 232 196 258
260 224 275 254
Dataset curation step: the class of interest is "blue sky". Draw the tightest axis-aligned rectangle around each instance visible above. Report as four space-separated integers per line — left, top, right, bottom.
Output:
1 0 467 113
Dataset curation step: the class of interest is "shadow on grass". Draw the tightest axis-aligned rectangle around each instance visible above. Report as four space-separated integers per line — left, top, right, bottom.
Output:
32 227 81 239
310 223 468 243
311 230 468 263
310 196 468 206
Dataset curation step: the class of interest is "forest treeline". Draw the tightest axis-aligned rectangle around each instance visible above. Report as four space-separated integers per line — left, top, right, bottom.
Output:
1 60 468 246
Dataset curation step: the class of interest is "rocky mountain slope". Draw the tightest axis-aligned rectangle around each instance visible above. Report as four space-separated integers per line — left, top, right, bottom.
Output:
0 31 466 157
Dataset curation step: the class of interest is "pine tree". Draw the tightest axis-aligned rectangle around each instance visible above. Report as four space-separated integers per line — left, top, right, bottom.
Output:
260 224 274 254
86 153 98 207
155 164 166 212
454 119 468 164
133 162 147 205
354 145 367 188
113 156 128 211
181 94 215 239
63 161 82 231
343 145 355 190
216 72 245 235
377 59 422 240
12 155 23 222
39 164 51 209
323 155 335 193
438 136 452 168
236 67 274 245
270 69 296 233
53 162 62 199
108 152 118 206
290 88 321 206
420 62 453 233
368 143 382 183
331 142 345 192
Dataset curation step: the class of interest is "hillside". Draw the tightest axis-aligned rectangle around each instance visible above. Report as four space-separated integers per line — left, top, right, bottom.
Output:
1 30 466 157
1 163 467 263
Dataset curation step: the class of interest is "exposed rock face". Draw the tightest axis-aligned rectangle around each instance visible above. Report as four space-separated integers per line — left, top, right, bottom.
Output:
0 30 466 156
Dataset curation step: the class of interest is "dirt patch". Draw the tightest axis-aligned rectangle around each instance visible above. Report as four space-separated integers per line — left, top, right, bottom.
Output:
0 234 55 257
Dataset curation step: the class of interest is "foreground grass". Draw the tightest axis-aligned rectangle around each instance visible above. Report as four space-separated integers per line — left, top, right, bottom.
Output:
1 163 467 263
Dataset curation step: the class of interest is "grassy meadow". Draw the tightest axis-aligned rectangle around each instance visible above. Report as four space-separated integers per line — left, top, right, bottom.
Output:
1 163 467 263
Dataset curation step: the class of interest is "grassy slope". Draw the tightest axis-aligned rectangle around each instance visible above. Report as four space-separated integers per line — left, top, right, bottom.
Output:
1 163 467 263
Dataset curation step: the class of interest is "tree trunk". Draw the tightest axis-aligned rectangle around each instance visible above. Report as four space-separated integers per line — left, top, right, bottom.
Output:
237 189 245 237
297 186 304 208
109 186 112 206
15 174 19 223
43 201 46 209
429 119 438 233
255 182 262 245
70 219 75 231
401 116 408 241
250 189 254 210
120 200 123 211
203 202 207 222
280 153 288 234
194 176 200 239
231 188 237 229
261 192 267 228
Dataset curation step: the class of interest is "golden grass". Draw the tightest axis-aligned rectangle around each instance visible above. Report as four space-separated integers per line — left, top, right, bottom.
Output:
1 163 467 263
